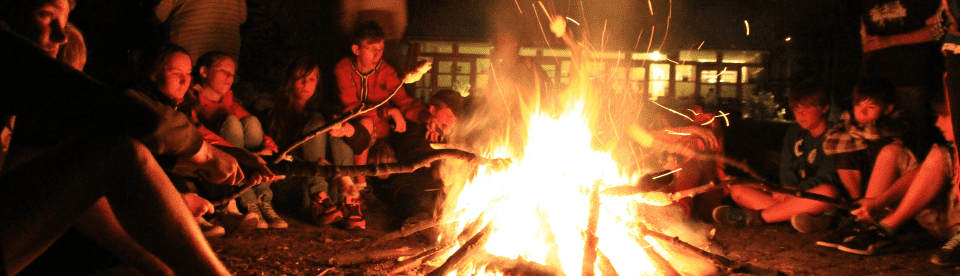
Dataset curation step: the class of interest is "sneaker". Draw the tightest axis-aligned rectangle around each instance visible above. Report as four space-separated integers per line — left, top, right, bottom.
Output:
197 217 225 239
712 205 762 226
931 231 960 266
837 223 892 255
816 221 865 248
258 202 288 229
215 200 260 235
246 203 269 229
339 196 366 230
310 192 343 225
791 212 833 233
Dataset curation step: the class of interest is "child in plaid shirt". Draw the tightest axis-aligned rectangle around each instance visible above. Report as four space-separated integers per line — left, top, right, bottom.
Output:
823 77 914 200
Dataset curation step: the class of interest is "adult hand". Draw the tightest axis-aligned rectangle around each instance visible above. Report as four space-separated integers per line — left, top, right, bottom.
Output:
851 197 882 222
189 142 245 185
215 145 279 186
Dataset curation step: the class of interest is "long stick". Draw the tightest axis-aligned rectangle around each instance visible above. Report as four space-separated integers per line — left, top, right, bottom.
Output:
270 84 403 164
327 246 416 266
212 149 506 206
368 219 440 248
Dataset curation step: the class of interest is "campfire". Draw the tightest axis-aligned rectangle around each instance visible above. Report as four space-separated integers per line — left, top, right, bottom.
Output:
415 90 724 276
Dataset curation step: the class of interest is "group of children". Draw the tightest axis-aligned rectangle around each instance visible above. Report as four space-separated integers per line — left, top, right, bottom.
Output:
0 0 461 274
706 79 960 265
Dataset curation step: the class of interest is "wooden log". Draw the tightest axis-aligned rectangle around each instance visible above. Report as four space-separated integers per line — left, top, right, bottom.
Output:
630 229 681 276
388 211 487 275
479 253 560 276
328 246 416 266
387 244 455 275
640 228 740 271
368 219 441 248
596 250 620 276
425 221 495 276
581 180 601 276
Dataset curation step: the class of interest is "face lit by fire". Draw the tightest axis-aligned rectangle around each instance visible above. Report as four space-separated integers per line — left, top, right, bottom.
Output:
153 52 192 104
200 57 236 96
853 98 891 125
791 103 828 132
352 39 384 71
294 67 319 101
12 0 70 57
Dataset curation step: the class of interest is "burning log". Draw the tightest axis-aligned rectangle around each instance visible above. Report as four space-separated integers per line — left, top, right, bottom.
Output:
630 228 681 276
387 244 454 275
425 220 495 276
327 246 416 266
368 218 440 248
211 149 509 206
479 253 561 276
388 211 487 275
595 250 619 276
581 180 601 276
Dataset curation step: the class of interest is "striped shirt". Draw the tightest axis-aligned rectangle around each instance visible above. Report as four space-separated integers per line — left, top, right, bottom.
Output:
156 0 247 62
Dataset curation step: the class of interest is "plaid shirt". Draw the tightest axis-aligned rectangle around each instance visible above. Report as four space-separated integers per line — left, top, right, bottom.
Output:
823 112 881 156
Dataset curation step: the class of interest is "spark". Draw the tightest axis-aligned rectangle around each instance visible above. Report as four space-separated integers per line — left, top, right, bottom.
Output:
601 19 607 51
744 20 750 36
565 17 580 26
656 0 673 53
652 168 682 180
665 130 691 136
514 0 523 13
719 66 728 76
538 1 552 19
785 36 792 42
647 0 654 15
642 26 655 68
697 41 705 50
717 111 731 126
651 100 693 122
532 3 552 49
687 109 700 116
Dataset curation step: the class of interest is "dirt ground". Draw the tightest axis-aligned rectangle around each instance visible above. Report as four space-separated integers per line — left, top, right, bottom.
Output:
204 191 960 276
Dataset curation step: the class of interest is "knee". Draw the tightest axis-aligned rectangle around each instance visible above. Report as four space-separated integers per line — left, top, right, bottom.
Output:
359 117 373 129
240 115 263 132
220 115 243 134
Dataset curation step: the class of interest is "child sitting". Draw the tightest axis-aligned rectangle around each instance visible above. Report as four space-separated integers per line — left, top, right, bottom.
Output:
185 51 286 229
334 21 451 190
821 93 959 258
823 77 914 202
266 55 365 229
712 85 842 229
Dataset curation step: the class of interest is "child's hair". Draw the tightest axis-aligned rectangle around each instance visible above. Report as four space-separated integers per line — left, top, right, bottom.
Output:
429 90 465 117
788 83 829 110
277 55 323 112
853 77 896 108
140 43 190 82
193 50 233 80
351 21 385 46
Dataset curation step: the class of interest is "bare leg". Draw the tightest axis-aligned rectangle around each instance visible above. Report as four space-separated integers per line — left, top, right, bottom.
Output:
880 147 951 231
729 184 778 211
838 169 862 199
760 184 839 223
0 134 229 276
862 143 913 199
75 199 174 276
